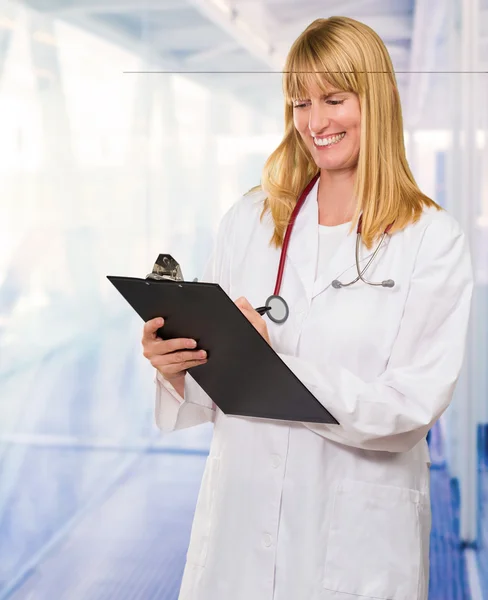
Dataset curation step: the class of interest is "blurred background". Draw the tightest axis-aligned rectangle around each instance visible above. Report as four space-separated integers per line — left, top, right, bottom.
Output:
0 0 487 598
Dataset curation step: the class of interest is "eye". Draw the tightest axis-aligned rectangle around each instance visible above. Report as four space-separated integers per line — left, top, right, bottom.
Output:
293 101 308 109
326 99 345 105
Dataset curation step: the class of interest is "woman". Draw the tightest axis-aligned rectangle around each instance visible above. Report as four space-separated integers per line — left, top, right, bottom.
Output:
141 16 473 600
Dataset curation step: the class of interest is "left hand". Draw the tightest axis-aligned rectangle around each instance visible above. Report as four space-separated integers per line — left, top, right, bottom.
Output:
235 297 271 346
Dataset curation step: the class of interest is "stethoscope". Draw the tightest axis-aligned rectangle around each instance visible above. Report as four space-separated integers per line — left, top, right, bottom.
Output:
256 172 395 325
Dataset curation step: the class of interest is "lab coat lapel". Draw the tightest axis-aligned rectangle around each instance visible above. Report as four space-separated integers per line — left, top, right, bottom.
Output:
286 179 320 303
312 229 358 297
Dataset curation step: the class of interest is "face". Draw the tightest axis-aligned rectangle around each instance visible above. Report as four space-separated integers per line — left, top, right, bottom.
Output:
292 81 361 173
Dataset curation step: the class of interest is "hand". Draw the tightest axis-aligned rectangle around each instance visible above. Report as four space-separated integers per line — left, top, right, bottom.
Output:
235 297 271 345
141 317 208 392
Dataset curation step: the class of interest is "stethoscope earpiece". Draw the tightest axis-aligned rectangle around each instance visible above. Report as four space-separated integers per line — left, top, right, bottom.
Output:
332 278 395 289
330 230 395 290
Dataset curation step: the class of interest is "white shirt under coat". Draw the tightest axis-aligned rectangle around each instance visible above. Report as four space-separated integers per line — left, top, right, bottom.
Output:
154 178 473 600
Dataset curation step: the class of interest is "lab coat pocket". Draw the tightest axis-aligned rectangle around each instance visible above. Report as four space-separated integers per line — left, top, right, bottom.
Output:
323 479 422 600
186 456 221 568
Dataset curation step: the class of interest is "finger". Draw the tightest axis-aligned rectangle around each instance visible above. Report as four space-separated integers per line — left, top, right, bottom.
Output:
235 297 253 310
143 336 200 362
165 349 207 365
235 302 251 315
238 311 255 327
142 317 164 341
152 349 207 367
144 339 197 360
156 357 208 374
155 337 198 354
237 305 259 324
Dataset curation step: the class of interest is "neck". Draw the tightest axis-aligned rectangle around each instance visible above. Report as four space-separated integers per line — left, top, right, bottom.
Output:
317 168 357 226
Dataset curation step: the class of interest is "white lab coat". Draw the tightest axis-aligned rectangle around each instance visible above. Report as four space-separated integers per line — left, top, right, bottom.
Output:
154 179 473 600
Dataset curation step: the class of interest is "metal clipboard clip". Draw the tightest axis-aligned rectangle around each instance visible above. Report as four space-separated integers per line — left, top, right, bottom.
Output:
145 254 184 282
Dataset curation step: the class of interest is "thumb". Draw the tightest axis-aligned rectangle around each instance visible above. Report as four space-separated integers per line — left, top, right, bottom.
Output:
235 296 253 310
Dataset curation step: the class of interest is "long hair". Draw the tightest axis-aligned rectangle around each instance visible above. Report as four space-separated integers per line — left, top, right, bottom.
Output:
249 16 440 249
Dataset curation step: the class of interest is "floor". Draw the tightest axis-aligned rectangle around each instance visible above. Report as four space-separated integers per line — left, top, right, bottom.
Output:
477 427 488 596
0 421 474 600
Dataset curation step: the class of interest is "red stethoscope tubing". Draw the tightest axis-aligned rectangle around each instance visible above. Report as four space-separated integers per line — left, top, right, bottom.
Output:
273 172 392 296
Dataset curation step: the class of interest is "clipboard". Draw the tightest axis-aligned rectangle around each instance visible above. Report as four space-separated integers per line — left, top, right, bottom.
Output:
107 275 339 424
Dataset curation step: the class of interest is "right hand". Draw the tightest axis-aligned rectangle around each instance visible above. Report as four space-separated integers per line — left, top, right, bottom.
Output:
141 317 208 384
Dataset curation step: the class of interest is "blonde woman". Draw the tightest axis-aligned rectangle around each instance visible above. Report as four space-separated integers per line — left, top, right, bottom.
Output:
142 16 473 600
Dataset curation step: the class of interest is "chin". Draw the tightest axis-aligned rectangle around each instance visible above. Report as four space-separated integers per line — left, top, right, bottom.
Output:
315 158 349 171
310 149 358 172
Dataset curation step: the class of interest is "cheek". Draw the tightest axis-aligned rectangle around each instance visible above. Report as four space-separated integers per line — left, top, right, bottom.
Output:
351 125 361 144
341 103 361 134
342 114 360 132
345 119 361 147
293 114 308 136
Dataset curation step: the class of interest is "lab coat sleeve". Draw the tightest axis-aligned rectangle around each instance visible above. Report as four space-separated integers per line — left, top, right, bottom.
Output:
154 205 236 433
154 369 217 432
278 215 474 453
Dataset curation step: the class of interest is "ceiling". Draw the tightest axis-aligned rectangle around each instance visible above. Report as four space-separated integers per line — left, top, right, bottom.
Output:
20 0 488 129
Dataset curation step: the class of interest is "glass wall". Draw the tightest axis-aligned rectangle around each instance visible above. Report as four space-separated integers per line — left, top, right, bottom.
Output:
0 1 282 592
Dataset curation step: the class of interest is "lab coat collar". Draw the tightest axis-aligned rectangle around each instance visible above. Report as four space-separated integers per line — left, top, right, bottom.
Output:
286 178 390 301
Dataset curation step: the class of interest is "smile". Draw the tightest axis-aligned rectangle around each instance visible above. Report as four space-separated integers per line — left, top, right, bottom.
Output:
313 132 346 148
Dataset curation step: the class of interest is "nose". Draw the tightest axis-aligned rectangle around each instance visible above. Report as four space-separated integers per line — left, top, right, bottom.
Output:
308 103 331 136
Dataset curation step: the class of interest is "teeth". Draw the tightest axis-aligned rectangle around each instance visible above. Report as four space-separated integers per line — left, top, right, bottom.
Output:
314 132 345 147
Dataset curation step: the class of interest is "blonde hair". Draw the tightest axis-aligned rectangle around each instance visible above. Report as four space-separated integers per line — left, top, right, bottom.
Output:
249 16 440 249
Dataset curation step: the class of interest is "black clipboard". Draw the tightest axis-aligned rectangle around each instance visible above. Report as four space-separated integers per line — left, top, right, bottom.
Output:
107 275 338 424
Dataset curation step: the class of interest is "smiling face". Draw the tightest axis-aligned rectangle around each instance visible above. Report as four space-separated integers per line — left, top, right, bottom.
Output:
292 81 361 174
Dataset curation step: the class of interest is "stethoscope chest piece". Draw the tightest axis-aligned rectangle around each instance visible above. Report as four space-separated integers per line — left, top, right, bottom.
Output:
265 294 290 324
